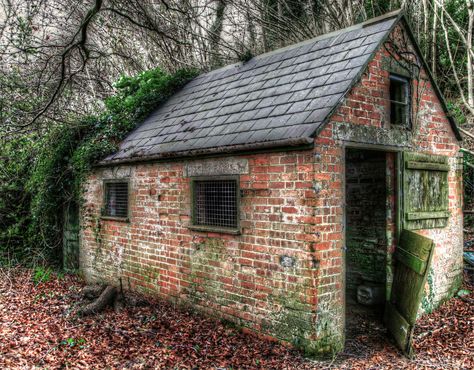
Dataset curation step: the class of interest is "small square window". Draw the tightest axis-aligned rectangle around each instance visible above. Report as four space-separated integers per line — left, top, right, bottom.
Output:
103 181 129 220
191 176 240 233
389 74 410 127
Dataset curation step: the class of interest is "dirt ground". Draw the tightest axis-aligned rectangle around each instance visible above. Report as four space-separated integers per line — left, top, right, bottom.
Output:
0 268 472 369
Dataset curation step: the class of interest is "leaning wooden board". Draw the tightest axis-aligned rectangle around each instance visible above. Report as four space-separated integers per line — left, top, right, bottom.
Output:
384 230 435 357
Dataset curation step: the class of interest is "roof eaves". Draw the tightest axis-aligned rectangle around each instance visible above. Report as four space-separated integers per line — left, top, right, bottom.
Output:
96 136 314 167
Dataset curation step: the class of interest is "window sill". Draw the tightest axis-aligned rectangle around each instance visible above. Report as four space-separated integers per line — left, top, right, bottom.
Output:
188 225 241 235
390 123 412 131
101 215 130 223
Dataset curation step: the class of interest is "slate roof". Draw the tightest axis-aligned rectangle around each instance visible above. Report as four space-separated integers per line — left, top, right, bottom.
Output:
101 11 458 165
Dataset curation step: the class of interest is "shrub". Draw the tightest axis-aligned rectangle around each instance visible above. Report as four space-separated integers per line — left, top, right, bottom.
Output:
0 67 198 265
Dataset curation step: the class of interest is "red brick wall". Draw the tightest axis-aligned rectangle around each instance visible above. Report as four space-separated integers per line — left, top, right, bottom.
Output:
81 150 326 353
80 23 463 355
313 23 463 348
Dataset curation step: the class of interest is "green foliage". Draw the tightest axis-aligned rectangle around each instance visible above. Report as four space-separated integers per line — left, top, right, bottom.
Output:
32 266 52 285
0 137 35 263
447 102 467 126
61 337 87 349
239 49 254 63
463 150 474 214
426 0 469 105
0 67 198 265
363 0 395 19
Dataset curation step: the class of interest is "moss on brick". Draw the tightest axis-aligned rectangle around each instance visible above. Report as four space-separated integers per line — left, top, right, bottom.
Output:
187 237 229 306
421 269 436 314
263 290 314 352
263 283 344 358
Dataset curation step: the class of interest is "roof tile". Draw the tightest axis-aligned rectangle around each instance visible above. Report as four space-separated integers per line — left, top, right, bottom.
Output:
103 15 398 163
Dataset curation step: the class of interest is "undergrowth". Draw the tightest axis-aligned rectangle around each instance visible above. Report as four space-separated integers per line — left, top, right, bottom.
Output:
32 266 53 285
0 67 198 266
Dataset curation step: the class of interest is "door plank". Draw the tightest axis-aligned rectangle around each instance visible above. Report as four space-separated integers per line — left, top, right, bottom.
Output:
384 230 434 357
394 247 426 275
405 161 450 171
406 211 450 221
384 302 411 353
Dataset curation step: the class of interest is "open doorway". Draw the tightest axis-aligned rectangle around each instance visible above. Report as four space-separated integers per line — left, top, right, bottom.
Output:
345 148 389 342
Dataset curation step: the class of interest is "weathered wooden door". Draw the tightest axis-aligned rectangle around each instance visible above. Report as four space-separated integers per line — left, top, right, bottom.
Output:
63 202 80 270
385 151 447 356
384 229 434 357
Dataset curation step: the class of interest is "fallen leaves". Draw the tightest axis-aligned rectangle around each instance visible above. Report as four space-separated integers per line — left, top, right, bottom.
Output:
0 267 472 369
413 276 474 369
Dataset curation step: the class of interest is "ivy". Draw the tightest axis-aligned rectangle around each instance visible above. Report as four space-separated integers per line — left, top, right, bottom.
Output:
0 67 198 265
447 101 467 127
0 137 35 263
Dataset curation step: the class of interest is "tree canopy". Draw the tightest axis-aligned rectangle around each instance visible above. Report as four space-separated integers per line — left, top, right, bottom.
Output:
0 0 473 264
1 0 472 135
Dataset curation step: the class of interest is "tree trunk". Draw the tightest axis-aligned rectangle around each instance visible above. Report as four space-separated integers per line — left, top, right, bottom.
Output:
209 0 227 68
423 0 429 57
432 0 438 78
246 7 256 54
467 0 474 109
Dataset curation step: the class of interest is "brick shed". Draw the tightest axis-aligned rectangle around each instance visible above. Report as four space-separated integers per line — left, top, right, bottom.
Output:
78 11 464 356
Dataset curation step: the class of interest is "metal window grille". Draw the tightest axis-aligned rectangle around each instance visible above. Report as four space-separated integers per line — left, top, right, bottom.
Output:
104 182 129 218
389 74 410 127
193 178 238 229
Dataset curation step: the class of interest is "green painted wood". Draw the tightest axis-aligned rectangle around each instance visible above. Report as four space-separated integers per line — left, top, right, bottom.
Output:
63 202 80 271
404 152 449 164
384 302 411 353
396 152 403 240
406 211 450 221
394 247 426 275
402 152 449 230
384 230 434 357
405 161 450 172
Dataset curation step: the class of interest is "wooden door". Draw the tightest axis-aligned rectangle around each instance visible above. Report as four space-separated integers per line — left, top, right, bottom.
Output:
63 201 80 270
384 230 434 357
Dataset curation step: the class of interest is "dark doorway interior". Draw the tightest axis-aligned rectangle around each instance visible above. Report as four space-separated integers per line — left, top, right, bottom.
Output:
345 149 388 341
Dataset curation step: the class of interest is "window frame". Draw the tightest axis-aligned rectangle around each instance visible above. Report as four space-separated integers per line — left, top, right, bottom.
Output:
389 73 412 129
101 178 131 222
189 175 241 235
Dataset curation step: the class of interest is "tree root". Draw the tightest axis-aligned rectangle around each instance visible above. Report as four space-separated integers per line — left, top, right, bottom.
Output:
113 292 125 313
78 285 117 316
77 278 148 316
82 284 105 300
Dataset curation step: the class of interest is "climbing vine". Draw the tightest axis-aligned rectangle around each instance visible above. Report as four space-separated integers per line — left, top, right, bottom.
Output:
0 67 198 265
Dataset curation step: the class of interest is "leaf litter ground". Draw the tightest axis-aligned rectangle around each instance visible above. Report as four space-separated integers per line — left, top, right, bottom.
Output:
0 268 472 369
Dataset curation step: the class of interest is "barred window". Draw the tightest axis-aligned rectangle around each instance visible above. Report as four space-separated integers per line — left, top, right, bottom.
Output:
191 177 240 233
390 74 410 127
103 181 129 219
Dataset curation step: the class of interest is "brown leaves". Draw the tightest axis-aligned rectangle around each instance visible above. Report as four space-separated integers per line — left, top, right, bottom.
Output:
413 275 474 369
0 267 472 369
